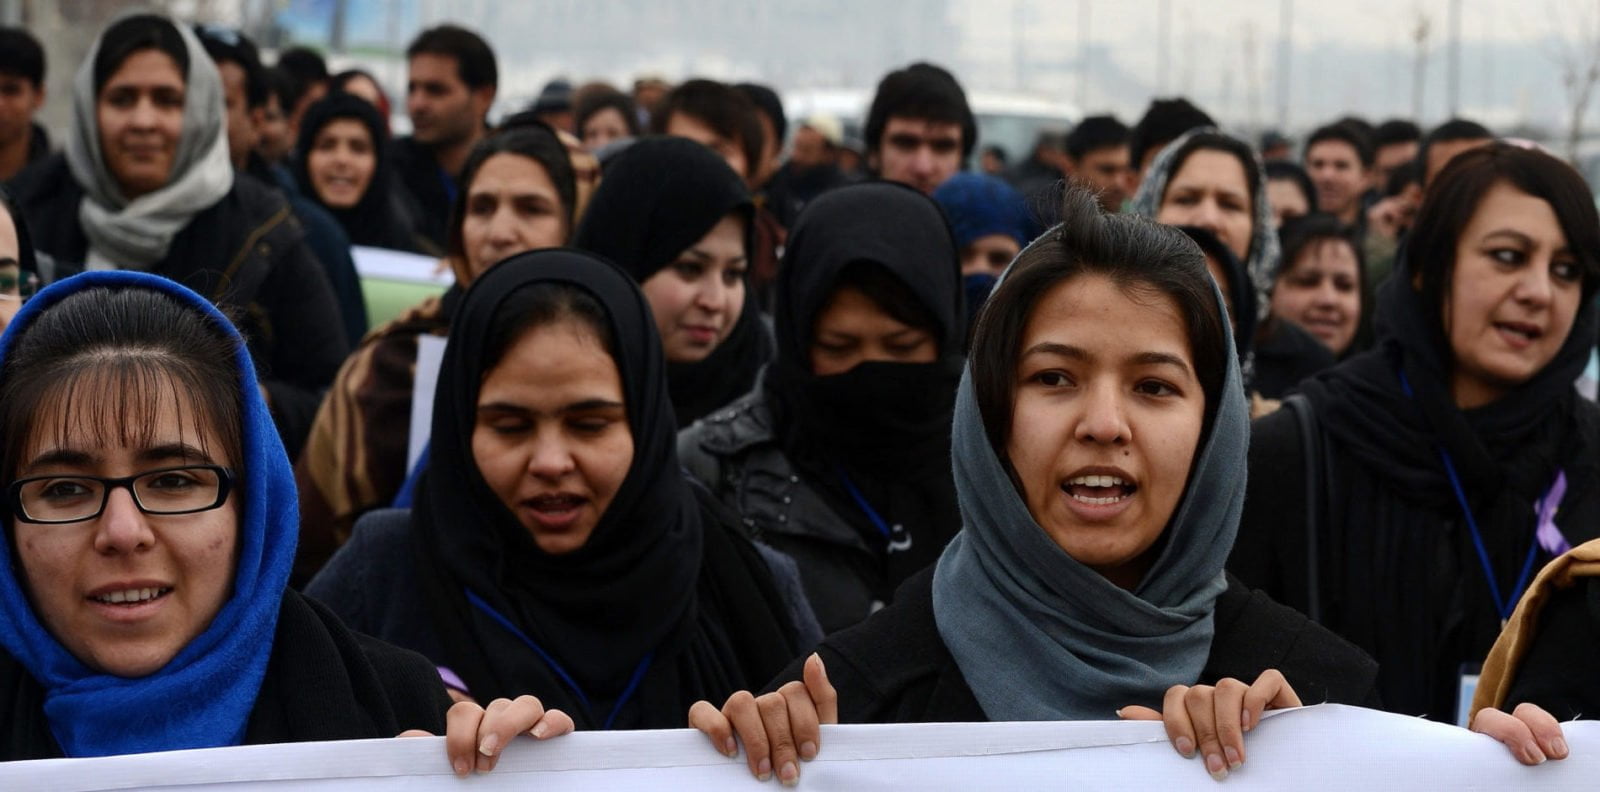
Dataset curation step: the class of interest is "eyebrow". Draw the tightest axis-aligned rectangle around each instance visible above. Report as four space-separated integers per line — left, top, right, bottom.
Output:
477 399 626 416
22 443 215 475
1022 341 1193 375
679 247 747 265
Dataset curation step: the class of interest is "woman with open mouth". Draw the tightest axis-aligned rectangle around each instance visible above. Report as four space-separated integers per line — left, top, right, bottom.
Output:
306 249 819 729
1231 143 1600 724
0 271 570 771
687 184 1378 784
295 91 435 256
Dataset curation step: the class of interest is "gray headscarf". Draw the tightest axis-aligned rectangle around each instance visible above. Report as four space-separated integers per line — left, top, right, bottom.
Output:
1129 127 1279 324
931 225 1249 721
66 16 233 269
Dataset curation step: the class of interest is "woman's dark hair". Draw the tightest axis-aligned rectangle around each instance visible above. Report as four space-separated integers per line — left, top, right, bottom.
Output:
0 288 243 493
971 185 1228 453
93 15 189 95
1411 143 1600 319
1265 160 1316 212
574 87 640 139
480 281 616 376
821 261 943 356
1277 213 1363 284
330 69 390 114
447 124 578 261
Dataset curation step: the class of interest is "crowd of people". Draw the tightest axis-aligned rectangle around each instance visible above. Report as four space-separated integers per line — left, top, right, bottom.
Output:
0 10 1594 780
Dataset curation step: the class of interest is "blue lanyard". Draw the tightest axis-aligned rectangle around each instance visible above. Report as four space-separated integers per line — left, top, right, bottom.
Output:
1397 371 1545 624
464 588 653 730
837 469 891 538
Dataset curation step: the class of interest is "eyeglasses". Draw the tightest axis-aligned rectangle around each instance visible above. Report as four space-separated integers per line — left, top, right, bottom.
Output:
8 465 235 524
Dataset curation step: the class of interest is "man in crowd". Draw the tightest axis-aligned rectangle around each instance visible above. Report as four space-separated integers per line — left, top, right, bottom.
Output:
1304 121 1374 228
0 26 48 184
863 62 975 195
735 82 786 192
1371 118 1421 195
1259 130 1292 162
276 46 328 143
254 66 296 168
1004 130 1069 202
1420 118 1494 187
767 114 849 227
651 79 765 188
1126 97 1215 196
394 24 497 248
1064 115 1130 212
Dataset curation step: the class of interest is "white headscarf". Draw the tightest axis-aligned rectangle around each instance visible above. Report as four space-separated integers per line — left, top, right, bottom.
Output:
66 16 233 269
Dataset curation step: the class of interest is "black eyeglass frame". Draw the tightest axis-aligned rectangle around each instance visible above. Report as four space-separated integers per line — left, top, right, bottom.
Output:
7 465 236 525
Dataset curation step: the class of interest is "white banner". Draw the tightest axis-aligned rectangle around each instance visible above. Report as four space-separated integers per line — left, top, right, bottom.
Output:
0 704 1594 790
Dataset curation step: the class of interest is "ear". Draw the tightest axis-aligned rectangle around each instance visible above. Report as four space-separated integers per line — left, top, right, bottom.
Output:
30 83 44 112
471 86 496 118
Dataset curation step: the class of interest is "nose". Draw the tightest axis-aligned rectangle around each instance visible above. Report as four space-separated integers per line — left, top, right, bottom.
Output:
1312 278 1340 308
525 431 576 480
485 206 521 247
1074 381 1130 446
1514 258 1556 307
129 95 160 129
93 487 155 555
693 273 731 314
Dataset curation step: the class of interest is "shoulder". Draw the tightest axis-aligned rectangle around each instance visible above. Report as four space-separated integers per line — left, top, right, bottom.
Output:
225 177 304 245
679 389 775 456
1205 574 1380 707
305 510 417 613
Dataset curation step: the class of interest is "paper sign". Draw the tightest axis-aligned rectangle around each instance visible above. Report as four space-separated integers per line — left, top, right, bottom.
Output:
0 705 1594 790
407 334 447 471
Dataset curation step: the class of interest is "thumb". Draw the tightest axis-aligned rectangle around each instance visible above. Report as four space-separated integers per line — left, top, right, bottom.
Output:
804 652 839 725
1117 705 1163 721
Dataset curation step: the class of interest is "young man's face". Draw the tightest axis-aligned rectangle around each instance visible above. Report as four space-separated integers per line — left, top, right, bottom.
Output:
0 71 44 150
1305 139 1369 218
872 116 962 195
1070 144 1130 211
406 53 491 148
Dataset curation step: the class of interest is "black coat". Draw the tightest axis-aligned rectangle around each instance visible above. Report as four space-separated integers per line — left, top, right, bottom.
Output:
1501 577 1600 720
9 154 351 459
389 136 451 250
764 567 1381 722
0 590 450 760
1229 401 1600 720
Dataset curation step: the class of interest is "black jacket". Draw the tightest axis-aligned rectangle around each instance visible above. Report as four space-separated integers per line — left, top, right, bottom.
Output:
765 566 1382 722
680 388 895 634
389 136 452 250
0 589 450 760
1500 577 1600 720
9 154 351 459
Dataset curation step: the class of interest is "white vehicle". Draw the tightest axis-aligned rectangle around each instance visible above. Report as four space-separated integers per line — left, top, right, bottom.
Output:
782 88 1080 164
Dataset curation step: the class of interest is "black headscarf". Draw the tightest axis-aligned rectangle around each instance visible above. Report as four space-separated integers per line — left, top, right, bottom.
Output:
409 249 799 729
766 181 965 592
294 92 421 253
573 136 771 426
1289 246 1600 715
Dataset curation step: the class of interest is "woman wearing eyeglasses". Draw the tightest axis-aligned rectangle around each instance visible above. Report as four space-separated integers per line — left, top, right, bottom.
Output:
0 270 571 769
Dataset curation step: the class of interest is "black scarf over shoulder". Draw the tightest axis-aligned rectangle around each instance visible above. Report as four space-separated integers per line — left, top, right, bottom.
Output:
1288 249 1600 717
294 92 423 254
574 136 772 426
764 182 965 596
409 249 799 730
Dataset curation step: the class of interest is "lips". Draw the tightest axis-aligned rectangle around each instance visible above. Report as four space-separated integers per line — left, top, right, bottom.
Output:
1494 320 1543 349
682 325 718 344
520 492 588 531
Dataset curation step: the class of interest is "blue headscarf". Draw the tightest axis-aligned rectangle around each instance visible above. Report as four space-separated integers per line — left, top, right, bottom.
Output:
932 222 1249 721
0 270 297 756
932 172 1035 250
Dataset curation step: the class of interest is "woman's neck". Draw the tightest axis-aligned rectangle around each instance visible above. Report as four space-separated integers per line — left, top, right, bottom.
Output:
1450 370 1508 410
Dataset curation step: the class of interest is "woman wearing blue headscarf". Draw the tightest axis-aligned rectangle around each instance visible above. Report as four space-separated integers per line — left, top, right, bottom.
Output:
0 271 569 772
689 186 1378 784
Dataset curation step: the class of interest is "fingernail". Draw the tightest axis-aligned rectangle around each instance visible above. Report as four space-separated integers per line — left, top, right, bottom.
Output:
1241 708 1252 731
478 734 499 757
1552 737 1569 758
1525 741 1546 765
1175 736 1195 757
1206 753 1228 781
1224 745 1242 769
1115 708 1123 718
532 721 549 739
453 758 470 776
757 757 772 781
780 761 799 785
724 737 738 757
